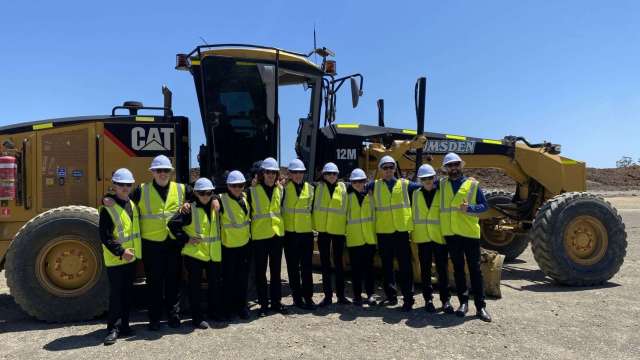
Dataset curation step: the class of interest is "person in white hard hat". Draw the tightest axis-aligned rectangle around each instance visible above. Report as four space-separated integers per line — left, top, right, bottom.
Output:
219 170 252 320
412 164 453 314
282 159 316 310
168 177 222 329
99 168 141 345
439 152 491 322
345 168 377 306
368 155 422 311
246 157 288 316
313 162 350 306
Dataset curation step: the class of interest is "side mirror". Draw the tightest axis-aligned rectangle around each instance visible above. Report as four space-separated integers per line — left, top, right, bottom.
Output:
350 77 362 108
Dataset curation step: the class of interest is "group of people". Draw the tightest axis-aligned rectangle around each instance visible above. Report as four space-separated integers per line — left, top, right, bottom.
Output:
99 152 492 346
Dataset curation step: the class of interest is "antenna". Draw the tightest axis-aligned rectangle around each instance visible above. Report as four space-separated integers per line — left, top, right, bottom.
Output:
199 36 209 45
313 24 318 63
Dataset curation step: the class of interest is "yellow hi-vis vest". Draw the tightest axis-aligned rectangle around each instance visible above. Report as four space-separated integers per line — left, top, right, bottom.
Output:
249 184 285 240
220 193 251 248
282 181 314 233
439 178 481 239
411 188 444 244
345 192 377 247
181 202 222 262
138 181 185 241
373 179 413 234
313 182 347 235
102 201 142 267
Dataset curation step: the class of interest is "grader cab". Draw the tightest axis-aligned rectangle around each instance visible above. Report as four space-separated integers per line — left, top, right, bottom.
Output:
0 43 627 322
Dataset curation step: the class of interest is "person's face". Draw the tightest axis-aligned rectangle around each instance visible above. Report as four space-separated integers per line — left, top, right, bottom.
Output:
195 190 213 204
113 182 133 199
323 172 338 184
228 183 245 197
352 179 366 192
381 163 395 180
420 176 435 190
445 161 462 178
263 170 278 186
288 170 305 184
151 168 172 186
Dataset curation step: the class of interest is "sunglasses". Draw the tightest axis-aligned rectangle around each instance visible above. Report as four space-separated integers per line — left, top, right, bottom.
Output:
381 165 395 171
196 190 213 196
445 162 461 168
228 184 245 189
113 182 133 188
323 172 338 176
264 170 279 175
420 177 435 182
289 170 305 175
153 169 172 174
352 179 367 184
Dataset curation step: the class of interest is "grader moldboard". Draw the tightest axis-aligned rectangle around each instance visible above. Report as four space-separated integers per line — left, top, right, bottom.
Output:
0 44 626 322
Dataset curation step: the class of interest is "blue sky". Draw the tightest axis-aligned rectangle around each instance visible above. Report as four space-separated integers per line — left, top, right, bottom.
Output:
1 1 637 168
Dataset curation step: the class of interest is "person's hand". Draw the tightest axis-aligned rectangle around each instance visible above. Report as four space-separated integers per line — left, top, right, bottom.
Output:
103 197 115 207
188 236 202 245
459 200 469 213
251 176 258 187
122 248 135 262
179 202 191 214
212 198 221 213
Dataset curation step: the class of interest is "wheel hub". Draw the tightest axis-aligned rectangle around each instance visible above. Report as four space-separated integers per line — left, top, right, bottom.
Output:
564 215 608 266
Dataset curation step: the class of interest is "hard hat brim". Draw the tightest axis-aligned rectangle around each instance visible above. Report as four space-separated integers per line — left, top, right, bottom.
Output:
261 166 280 171
149 165 175 170
349 176 367 181
113 179 135 184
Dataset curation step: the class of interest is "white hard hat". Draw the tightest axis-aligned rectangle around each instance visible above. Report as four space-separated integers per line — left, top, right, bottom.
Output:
112 168 135 184
194 177 215 191
349 168 367 181
288 159 306 171
149 155 174 170
322 162 339 174
417 164 436 179
260 157 279 171
226 170 246 185
378 155 396 168
442 152 463 166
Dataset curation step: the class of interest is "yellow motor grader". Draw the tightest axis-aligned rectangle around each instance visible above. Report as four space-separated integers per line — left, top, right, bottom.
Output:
0 44 626 322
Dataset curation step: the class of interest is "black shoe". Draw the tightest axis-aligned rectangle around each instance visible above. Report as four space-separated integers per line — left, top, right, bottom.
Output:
366 296 378 306
148 321 161 331
168 316 181 328
271 303 289 314
258 306 269 317
477 308 492 322
319 296 333 307
401 301 414 312
380 297 398 306
424 301 436 313
456 303 469 317
118 326 135 337
104 329 118 346
442 300 454 314
238 307 250 320
303 298 317 310
208 312 224 322
293 297 305 309
353 297 364 306
194 320 209 329
337 296 352 305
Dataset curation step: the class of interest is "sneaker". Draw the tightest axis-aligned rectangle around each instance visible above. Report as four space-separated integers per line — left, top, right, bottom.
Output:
104 329 118 346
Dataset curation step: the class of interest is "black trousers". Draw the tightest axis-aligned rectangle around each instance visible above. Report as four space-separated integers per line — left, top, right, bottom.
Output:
184 256 223 322
446 235 486 309
317 232 346 298
283 231 314 302
377 232 414 302
142 239 182 322
417 242 450 303
222 244 250 313
253 236 284 307
107 261 136 331
348 244 376 299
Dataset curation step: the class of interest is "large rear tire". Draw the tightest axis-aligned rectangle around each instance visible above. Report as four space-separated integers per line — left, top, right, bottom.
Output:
5 206 108 322
480 191 529 261
530 192 627 286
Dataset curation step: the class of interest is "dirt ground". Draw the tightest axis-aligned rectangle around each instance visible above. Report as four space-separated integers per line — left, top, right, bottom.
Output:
1 197 639 360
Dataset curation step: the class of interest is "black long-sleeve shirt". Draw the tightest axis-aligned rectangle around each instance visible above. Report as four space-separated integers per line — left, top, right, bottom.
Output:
347 184 366 206
99 194 134 257
168 198 213 246
420 187 437 209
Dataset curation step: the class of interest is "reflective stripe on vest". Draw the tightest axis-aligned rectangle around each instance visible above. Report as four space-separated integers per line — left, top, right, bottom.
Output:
249 185 285 240
282 182 314 233
220 193 251 248
345 192 377 247
313 182 347 235
181 202 221 262
139 182 185 241
373 179 413 234
440 178 481 239
411 189 444 244
102 201 142 267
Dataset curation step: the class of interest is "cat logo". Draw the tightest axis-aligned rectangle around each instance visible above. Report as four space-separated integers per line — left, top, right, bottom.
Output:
131 127 174 151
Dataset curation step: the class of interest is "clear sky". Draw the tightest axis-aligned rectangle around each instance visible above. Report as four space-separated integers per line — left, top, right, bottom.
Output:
1 1 637 168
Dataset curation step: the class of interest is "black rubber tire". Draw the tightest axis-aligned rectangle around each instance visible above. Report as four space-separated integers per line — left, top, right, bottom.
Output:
5 206 108 322
530 192 627 286
480 191 529 261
